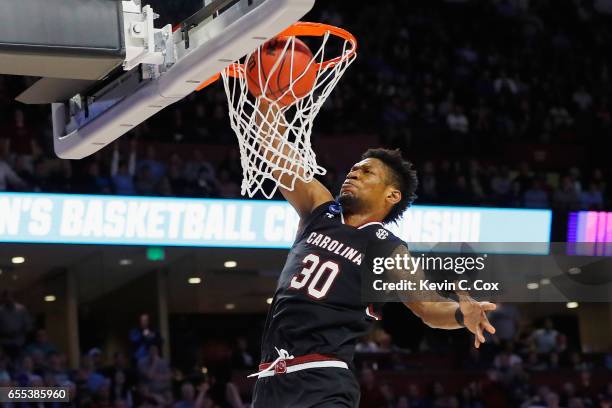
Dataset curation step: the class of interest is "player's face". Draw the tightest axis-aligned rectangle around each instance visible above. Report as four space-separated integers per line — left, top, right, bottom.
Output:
338 158 399 214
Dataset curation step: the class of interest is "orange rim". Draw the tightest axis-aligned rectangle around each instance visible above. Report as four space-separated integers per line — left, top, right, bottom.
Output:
276 22 357 70
196 21 357 90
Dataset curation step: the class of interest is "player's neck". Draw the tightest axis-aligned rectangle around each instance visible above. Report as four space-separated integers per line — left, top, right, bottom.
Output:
343 212 382 228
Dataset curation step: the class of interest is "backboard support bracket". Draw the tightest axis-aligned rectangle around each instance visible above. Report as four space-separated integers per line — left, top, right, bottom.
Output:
42 0 315 159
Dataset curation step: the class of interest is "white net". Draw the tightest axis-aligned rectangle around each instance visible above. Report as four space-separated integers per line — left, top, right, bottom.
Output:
220 24 356 198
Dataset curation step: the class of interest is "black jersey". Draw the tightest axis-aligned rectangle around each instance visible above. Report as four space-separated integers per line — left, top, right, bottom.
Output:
260 200 405 365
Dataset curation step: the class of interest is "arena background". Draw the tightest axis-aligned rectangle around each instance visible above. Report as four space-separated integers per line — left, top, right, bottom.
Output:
1 0 612 407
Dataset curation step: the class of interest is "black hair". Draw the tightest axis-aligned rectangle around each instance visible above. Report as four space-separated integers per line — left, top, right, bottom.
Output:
361 148 418 224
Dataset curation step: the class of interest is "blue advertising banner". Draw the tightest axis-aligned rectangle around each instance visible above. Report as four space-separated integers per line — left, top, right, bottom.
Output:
0 193 551 249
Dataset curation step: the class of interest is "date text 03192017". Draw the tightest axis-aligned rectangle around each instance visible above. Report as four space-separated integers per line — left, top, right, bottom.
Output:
0 387 70 403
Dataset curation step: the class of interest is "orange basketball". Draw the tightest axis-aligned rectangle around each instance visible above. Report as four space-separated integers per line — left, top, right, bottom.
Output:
246 37 317 106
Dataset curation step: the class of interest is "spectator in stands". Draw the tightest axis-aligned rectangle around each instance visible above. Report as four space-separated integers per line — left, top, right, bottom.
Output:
487 302 521 345
135 164 158 195
206 364 245 408
192 164 220 197
355 335 379 353
129 313 163 363
138 145 166 184
111 141 137 195
523 179 549 208
75 354 106 394
548 103 574 130
110 369 133 406
569 351 592 372
552 176 580 210
103 351 137 391
448 175 473 204
546 392 562 408
88 347 105 373
524 351 547 372
0 151 26 191
47 351 70 385
489 166 512 203
15 354 41 386
576 370 595 402
218 169 240 198
174 382 209 408
572 85 593 111
426 381 453 408
494 70 519 95
605 347 612 371
218 147 242 186
600 382 612 405
166 153 188 196
447 104 470 149
548 352 561 370
493 341 523 372
530 318 560 354
133 382 167 407
25 328 57 356
183 150 214 185
463 347 488 371
579 183 604 210
396 395 410 408
2 109 36 158
359 367 387 408
513 162 533 194
231 337 254 369
174 382 197 408
459 381 484 408
561 382 578 407
78 161 112 194
419 161 437 203
138 344 171 395
0 290 32 360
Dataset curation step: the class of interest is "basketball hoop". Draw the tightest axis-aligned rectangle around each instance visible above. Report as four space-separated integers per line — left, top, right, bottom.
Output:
217 22 357 198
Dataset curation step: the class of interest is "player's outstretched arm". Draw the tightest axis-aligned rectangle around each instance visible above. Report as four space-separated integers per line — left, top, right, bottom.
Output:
386 245 496 348
257 99 333 218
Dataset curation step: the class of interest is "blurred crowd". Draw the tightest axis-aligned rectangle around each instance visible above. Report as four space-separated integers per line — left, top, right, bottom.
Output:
3 290 612 408
0 0 610 211
0 114 607 212
0 290 250 407
356 304 612 408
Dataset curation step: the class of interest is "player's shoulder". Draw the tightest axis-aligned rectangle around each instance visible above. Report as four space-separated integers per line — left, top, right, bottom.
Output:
358 222 402 242
307 200 342 223
359 222 406 255
296 200 341 236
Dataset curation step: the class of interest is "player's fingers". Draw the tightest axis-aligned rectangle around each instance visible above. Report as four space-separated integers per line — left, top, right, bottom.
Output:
482 320 496 335
476 323 485 344
474 334 480 349
479 302 497 311
481 315 496 334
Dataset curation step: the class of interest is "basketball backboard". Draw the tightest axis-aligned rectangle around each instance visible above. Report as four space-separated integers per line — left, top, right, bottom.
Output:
3 0 315 159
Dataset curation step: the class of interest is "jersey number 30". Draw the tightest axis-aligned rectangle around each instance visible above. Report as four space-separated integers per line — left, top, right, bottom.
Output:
289 254 340 299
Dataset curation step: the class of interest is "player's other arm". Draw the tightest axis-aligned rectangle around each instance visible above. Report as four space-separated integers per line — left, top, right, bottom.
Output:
257 99 333 218
386 245 496 347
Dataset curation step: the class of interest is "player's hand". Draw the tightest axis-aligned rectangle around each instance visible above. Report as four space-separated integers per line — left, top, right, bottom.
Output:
458 293 496 348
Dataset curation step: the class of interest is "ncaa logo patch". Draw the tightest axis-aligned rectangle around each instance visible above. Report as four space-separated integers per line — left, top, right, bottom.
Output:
328 203 342 215
376 228 388 240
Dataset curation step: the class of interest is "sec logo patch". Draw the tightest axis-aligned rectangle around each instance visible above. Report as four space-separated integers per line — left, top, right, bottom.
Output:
376 229 388 240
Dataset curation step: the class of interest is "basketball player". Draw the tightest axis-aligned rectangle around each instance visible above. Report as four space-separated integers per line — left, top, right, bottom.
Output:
250 101 496 407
